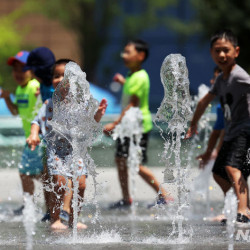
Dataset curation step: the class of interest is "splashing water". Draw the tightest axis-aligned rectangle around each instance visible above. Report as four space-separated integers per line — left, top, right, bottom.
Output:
189 84 213 217
197 84 210 100
23 193 36 250
112 107 143 215
46 62 101 240
191 83 213 154
190 160 214 219
224 188 237 250
154 54 192 240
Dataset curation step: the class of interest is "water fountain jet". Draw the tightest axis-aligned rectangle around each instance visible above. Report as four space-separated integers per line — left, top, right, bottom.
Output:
112 107 143 216
46 62 101 240
154 54 192 241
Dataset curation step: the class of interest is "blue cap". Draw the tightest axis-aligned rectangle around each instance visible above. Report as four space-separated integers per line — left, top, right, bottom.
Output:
7 51 30 66
23 47 55 71
23 47 56 86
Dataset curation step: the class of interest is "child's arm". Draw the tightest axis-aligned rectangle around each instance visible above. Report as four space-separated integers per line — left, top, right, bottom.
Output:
94 98 108 122
211 129 224 158
1 90 18 115
26 124 41 151
103 95 139 135
186 92 215 138
113 73 126 85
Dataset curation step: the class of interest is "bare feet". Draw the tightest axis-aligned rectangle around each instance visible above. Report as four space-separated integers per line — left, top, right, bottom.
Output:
51 220 68 230
77 222 88 229
206 214 225 222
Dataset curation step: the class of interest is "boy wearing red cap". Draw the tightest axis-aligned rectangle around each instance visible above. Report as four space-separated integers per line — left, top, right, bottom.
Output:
1 51 44 214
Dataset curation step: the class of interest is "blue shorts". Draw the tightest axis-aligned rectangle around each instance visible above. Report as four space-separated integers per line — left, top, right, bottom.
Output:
19 143 44 175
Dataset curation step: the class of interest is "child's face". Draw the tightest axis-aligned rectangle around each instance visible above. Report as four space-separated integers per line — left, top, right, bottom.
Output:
210 38 239 73
121 44 144 69
52 64 65 89
53 64 69 99
12 61 32 87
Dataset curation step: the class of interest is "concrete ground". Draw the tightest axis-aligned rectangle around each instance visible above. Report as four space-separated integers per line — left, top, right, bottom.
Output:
0 166 226 205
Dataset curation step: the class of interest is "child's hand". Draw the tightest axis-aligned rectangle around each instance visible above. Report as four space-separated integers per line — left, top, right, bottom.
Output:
210 149 218 159
0 89 10 99
185 124 198 139
103 122 116 136
26 134 40 151
94 98 108 122
113 73 125 85
196 151 211 169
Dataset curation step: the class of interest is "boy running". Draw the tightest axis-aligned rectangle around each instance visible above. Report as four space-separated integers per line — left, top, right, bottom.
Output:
186 29 250 224
104 39 172 209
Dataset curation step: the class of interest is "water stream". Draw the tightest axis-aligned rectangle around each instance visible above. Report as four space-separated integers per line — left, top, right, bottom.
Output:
46 62 101 240
112 107 143 216
154 54 192 241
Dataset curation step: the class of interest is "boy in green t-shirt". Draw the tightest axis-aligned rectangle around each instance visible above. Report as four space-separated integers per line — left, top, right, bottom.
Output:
104 39 172 208
1 51 44 214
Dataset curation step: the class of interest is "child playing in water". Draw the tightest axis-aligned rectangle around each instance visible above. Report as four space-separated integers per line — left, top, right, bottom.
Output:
186 29 250 224
104 39 172 209
1 51 44 215
27 59 107 229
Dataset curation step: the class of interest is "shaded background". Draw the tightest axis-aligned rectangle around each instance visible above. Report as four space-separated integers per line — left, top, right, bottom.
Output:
1 0 250 113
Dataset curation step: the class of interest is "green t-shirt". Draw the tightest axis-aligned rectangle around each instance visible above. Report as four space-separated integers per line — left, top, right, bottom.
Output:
122 69 153 133
14 79 40 138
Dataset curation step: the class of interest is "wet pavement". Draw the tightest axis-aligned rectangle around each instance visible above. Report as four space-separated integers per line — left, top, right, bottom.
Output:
1 168 250 249
1 201 250 249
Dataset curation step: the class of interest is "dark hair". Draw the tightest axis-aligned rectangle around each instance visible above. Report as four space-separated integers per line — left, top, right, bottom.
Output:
210 29 238 48
52 58 75 74
127 39 149 61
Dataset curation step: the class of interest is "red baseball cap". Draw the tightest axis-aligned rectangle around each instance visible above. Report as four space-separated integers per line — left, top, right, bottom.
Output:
7 51 30 66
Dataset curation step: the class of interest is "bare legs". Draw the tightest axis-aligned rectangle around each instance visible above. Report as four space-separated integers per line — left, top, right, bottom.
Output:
20 174 36 195
50 175 87 230
213 173 231 195
138 165 169 199
116 157 130 201
212 169 249 221
226 166 249 217
116 157 169 202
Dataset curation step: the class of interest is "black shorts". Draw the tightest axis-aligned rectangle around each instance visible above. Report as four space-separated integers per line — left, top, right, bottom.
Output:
115 133 150 164
212 130 250 182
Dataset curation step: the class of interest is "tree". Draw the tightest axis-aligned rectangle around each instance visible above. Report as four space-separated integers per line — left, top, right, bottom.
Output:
1 0 197 90
33 0 193 82
0 1 39 92
191 0 250 71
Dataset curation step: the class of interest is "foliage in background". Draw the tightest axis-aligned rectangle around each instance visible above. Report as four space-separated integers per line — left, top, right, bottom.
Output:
191 0 250 71
1 0 197 89
0 1 38 92
0 12 23 92
6 0 246 91
34 0 194 82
